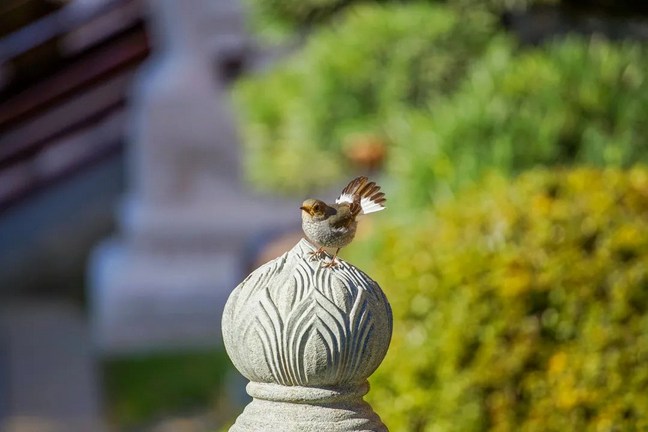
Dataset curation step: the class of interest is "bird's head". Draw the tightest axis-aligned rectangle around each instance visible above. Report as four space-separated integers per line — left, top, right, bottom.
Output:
300 199 330 221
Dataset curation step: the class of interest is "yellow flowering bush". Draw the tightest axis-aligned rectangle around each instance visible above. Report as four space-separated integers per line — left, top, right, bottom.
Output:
348 167 648 431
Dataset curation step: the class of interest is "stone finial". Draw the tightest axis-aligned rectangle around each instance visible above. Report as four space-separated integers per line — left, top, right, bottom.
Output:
222 239 392 431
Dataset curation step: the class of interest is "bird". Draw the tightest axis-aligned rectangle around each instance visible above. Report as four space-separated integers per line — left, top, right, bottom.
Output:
300 176 386 267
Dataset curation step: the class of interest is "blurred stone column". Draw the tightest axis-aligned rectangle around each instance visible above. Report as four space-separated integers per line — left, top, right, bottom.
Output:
89 0 293 353
125 0 241 224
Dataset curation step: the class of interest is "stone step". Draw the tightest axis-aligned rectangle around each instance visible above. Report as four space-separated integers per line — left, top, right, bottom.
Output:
0 300 105 432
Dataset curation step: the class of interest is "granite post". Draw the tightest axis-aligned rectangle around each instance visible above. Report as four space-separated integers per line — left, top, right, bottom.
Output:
222 239 392 431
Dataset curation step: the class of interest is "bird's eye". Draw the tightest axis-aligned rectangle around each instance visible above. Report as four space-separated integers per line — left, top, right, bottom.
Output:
313 204 320 211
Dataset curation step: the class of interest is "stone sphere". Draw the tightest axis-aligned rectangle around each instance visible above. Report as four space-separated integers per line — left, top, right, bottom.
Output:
222 239 392 387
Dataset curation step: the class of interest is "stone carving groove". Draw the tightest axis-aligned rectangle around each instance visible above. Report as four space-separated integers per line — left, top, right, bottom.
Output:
222 239 392 431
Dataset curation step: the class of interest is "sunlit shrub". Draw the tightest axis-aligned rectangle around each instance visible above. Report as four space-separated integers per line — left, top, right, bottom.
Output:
234 3 495 193
390 37 648 208
347 167 648 432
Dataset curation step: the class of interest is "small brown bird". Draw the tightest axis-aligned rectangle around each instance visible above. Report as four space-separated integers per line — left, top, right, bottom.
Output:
300 176 386 267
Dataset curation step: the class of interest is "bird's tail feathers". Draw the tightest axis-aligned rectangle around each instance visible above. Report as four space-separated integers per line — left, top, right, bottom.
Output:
336 176 386 215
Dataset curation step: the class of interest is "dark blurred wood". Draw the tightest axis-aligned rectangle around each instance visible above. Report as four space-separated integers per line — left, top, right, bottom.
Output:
562 0 648 16
503 3 648 45
0 0 145 97
0 0 66 91
0 0 62 37
0 0 149 213
0 75 131 169
0 28 147 132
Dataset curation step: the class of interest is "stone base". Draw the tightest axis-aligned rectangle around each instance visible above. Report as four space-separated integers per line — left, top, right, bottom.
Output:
88 238 239 354
229 383 387 432
0 301 105 432
1 416 105 432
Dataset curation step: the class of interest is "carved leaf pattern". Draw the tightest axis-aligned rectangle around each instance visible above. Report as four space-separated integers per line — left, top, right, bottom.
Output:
223 239 392 387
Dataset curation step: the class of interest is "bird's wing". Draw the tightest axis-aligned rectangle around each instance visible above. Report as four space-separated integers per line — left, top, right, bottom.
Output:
335 176 386 215
329 204 357 229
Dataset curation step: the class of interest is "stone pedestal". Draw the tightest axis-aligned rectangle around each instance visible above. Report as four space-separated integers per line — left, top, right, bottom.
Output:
0 301 105 432
222 240 392 431
88 0 294 353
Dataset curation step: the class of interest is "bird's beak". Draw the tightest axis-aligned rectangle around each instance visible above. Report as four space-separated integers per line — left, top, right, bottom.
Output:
299 206 308 211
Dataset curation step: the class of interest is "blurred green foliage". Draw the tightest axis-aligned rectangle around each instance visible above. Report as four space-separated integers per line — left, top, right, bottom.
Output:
347 167 648 432
104 350 232 428
235 2 648 199
234 3 496 193
391 36 648 208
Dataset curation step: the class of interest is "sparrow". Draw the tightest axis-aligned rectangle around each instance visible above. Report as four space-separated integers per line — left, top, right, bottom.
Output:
300 176 386 267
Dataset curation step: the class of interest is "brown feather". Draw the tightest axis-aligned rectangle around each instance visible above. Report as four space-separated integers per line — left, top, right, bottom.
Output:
330 203 357 228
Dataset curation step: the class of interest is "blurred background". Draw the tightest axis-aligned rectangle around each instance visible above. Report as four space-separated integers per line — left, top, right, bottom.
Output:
0 0 647 431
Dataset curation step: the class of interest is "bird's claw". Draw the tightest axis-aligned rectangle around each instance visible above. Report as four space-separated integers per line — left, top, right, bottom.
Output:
321 259 339 268
308 248 338 268
308 248 326 261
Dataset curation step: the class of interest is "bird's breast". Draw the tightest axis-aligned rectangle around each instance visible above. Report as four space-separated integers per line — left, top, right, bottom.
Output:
302 217 357 249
